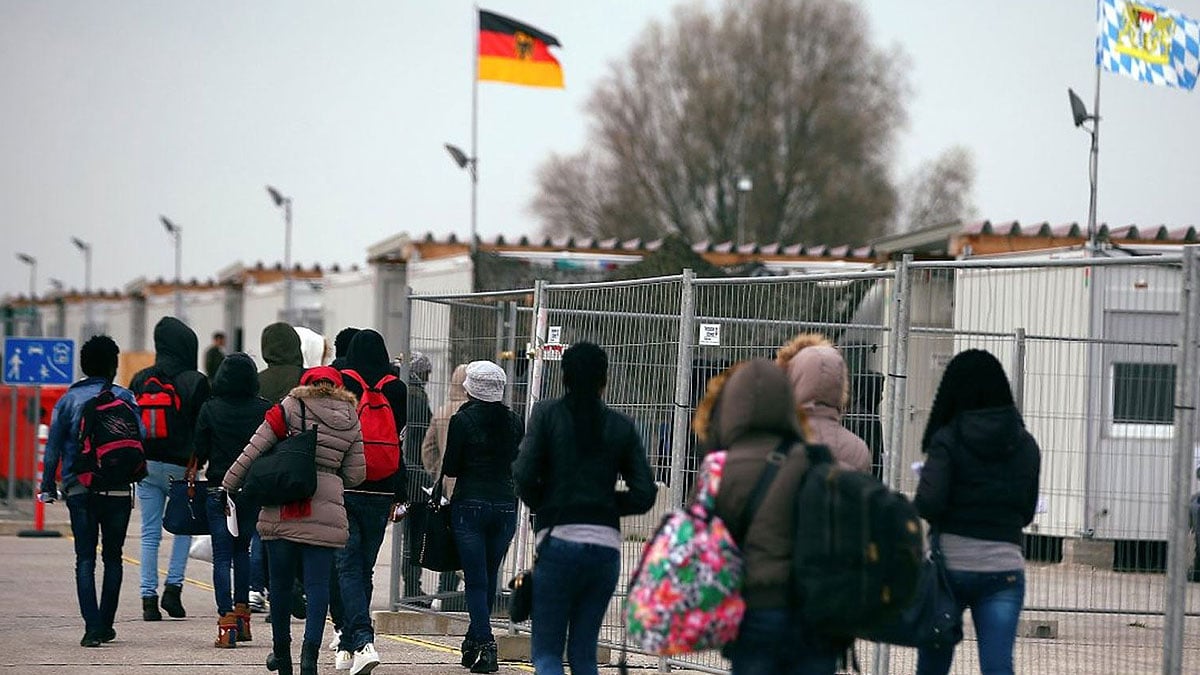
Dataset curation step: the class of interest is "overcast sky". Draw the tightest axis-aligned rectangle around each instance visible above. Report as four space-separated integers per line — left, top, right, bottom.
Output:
3 0 1199 298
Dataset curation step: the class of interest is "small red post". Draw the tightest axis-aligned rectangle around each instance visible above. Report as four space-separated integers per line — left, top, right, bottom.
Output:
19 424 59 537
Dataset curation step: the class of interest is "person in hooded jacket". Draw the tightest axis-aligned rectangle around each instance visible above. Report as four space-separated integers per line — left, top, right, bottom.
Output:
259 322 304 404
444 360 525 674
513 343 656 675
224 367 366 675
399 351 435 603
294 326 330 369
193 353 273 648
130 317 211 621
913 349 1040 675
775 333 871 473
334 329 409 673
330 327 360 371
694 359 839 675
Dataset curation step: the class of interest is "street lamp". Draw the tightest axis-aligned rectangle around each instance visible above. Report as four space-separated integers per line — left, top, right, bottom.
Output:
444 142 478 255
266 185 294 323
736 176 753 247
71 237 94 331
159 216 184 318
16 252 38 335
1068 87 1100 251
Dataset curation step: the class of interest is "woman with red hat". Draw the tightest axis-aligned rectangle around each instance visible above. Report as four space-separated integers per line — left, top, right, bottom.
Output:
224 365 366 675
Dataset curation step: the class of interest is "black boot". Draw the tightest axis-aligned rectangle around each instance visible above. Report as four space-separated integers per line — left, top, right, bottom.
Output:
161 583 186 618
470 641 498 673
299 641 319 675
460 637 480 668
142 595 162 622
267 639 293 675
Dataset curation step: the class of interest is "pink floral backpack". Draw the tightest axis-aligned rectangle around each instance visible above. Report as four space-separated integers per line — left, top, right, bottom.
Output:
625 446 781 656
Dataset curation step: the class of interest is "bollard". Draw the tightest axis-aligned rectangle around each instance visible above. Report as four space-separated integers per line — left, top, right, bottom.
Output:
19 424 60 538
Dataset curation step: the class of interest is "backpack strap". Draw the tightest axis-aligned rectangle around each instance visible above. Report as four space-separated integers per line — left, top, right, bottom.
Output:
736 436 798 544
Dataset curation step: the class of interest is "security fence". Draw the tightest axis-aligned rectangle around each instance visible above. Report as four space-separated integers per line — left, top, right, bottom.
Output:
392 247 1200 675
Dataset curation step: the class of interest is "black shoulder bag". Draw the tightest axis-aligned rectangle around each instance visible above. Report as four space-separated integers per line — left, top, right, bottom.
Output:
241 399 319 506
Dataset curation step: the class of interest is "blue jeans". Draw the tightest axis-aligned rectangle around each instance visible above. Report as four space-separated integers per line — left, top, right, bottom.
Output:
530 537 621 675
66 492 133 633
205 490 259 615
336 493 392 652
726 607 839 675
451 498 517 643
266 539 334 647
137 460 192 597
917 569 1026 675
249 530 266 593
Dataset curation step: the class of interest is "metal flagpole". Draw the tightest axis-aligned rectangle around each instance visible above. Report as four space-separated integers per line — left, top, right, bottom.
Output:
470 5 480 257
1087 63 1101 252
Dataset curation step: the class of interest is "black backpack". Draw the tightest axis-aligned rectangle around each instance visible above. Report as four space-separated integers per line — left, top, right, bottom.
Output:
240 399 318 506
791 445 924 640
77 383 148 491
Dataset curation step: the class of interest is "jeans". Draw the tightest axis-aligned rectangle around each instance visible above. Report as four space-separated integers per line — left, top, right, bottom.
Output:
205 490 259 615
137 460 192 597
530 537 621 675
266 539 334 647
451 497 517 643
726 607 839 675
917 569 1026 675
249 530 266 593
67 492 133 632
336 493 392 652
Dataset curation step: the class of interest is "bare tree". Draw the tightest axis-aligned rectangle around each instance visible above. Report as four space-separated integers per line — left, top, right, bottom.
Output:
532 0 909 245
897 146 977 232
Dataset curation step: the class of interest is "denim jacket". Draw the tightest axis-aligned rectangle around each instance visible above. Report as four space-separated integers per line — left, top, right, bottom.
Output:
41 377 140 497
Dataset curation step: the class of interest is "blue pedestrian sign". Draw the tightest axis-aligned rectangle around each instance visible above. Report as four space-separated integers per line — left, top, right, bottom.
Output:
3 338 75 385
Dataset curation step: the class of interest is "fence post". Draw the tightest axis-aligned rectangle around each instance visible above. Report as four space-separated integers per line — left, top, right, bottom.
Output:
873 254 912 675
1163 246 1199 675
668 269 696 511
7 387 16 505
503 301 518 408
1011 327 1027 413
389 287 413 611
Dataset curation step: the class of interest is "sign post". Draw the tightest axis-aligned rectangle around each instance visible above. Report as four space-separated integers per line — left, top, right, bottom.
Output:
3 338 74 508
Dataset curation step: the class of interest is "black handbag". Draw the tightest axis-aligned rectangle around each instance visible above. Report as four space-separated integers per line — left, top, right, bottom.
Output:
507 525 555 623
857 532 963 650
412 469 460 572
241 399 318 507
164 460 210 536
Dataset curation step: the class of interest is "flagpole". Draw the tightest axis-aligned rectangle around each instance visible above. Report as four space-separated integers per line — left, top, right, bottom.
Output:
1087 63 1101 252
470 5 480 257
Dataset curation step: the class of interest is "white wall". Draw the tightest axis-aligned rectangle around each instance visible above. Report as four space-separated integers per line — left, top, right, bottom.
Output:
143 290 225 369
322 268 375 334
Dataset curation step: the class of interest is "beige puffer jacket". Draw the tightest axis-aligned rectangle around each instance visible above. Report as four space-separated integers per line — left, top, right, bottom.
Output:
776 333 871 473
421 364 468 495
223 384 366 548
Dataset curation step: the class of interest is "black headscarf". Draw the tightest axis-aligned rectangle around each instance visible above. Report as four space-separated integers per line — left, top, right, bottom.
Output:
562 342 609 455
344 329 391 384
210 353 260 398
921 349 1015 452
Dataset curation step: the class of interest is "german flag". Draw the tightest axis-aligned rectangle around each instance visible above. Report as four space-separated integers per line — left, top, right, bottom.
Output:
478 10 564 88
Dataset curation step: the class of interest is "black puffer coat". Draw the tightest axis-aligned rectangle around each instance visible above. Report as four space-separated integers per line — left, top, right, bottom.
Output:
194 353 273 483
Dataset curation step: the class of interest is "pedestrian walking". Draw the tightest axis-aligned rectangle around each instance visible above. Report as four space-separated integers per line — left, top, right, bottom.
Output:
224 366 366 675
444 360 525 673
913 349 1041 675
513 343 656 675
421 363 469 603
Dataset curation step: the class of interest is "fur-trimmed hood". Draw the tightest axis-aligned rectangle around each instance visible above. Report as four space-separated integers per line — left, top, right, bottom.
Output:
692 360 800 449
285 384 359 432
776 333 849 416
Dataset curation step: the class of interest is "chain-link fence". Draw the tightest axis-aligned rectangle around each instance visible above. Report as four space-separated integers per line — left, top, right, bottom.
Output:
393 248 1200 674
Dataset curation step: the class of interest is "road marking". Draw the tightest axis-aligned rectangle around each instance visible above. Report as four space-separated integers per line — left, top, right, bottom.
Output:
379 633 535 673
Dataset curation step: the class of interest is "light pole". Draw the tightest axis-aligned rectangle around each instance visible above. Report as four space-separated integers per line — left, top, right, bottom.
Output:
444 143 478 255
159 216 184 319
71 237 94 332
1068 87 1100 251
16 253 38 335
736 176 753 247
266 185 294 323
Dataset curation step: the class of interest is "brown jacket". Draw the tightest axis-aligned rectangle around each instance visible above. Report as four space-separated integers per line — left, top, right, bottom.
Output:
696 360 812 609
421 364 467 496
223 384 366 548
777 334 871 473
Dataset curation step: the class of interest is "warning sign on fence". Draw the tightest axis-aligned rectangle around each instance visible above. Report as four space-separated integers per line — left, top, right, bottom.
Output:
542 343 566 361
698 324 721 346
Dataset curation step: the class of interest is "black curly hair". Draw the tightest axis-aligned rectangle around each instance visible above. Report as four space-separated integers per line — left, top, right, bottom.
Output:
920 349 1014 452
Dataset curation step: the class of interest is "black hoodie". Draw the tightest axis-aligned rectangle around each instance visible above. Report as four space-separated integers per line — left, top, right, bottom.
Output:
340 329 408 500
914 406 1041 545
130 317 211 465
194 353 273 484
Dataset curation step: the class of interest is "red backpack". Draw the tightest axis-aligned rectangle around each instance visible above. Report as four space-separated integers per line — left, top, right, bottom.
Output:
136 373 181 441
342 370 400 481
78 384 148 491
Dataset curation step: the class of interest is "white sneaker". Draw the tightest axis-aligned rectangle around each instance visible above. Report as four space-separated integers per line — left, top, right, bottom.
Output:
329 629 341 651
350 643 380 675
248 591 267 613
334 649 354 671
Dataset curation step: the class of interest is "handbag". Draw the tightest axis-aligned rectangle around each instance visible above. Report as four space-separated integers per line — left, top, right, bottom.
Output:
412 467 460 572
507 525 555 623
164 460 211 536
856 531 963 650
241 399 319 507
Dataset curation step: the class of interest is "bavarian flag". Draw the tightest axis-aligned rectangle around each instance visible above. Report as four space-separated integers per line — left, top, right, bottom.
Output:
1098 0 1200 90
478 10 564 88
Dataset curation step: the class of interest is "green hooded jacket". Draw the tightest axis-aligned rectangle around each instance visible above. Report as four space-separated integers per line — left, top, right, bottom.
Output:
257 322 303 403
